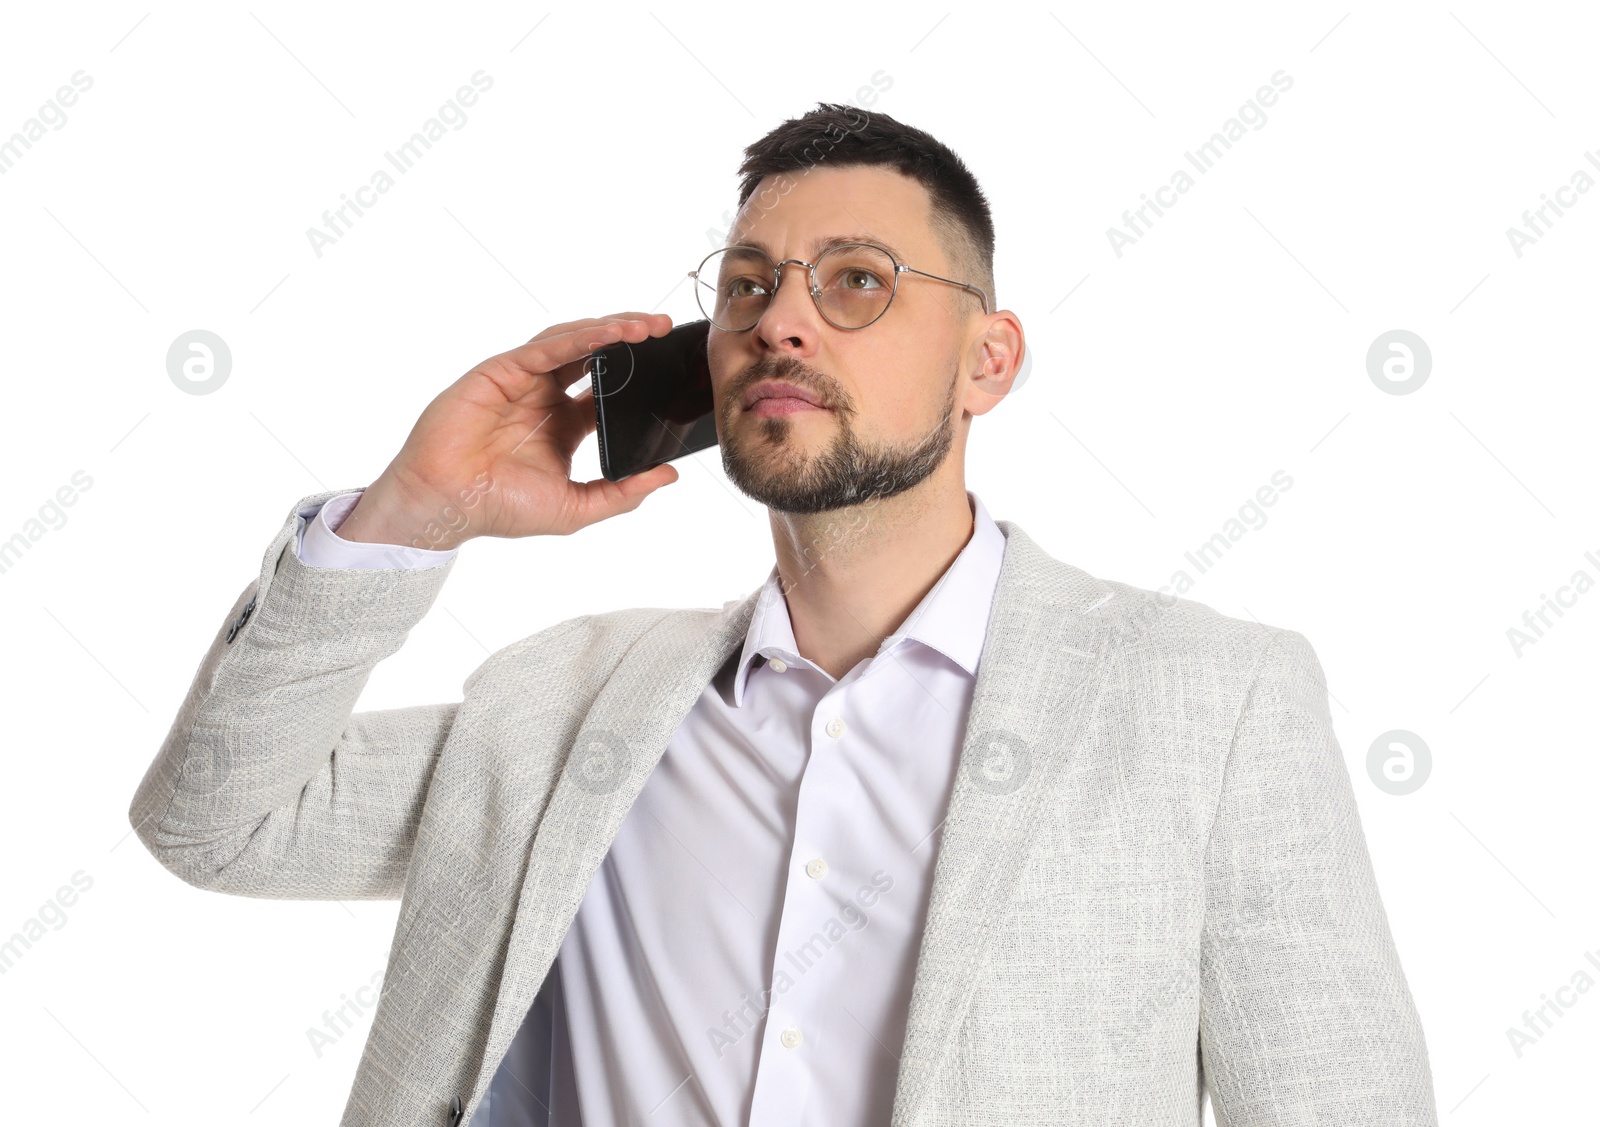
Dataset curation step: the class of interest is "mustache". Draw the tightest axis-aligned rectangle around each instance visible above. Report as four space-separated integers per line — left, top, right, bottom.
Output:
733 357 841 409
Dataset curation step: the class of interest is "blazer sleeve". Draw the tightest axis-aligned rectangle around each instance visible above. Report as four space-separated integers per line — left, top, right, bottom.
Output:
1197 628 1439 1126
128 487 463 901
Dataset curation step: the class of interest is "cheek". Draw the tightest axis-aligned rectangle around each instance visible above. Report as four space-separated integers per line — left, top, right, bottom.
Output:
863 344 950 423
707 336 741 398
852 383 929 442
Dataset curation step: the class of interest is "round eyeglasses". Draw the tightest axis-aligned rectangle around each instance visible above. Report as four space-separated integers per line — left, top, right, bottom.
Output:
688 242 990 332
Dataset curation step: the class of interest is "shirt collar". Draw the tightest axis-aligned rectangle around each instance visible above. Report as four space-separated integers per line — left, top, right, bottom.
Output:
731 490 1007 707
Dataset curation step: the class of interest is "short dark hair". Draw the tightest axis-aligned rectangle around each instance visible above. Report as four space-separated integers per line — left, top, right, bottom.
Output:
735 102 996 313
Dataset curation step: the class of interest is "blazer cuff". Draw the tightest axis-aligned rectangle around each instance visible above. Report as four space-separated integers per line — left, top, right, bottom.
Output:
241 488 458 649
298 489 461 571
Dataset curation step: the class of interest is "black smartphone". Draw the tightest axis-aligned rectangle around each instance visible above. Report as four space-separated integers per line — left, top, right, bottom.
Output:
587 318 717 483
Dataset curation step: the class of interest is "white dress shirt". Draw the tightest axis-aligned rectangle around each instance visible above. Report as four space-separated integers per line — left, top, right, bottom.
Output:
295 487 1007 1127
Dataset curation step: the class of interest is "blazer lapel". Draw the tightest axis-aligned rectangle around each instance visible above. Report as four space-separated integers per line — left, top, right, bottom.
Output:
468 590 761 1106
887 520 1125 1127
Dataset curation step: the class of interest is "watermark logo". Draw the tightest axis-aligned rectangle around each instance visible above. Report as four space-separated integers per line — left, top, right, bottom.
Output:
965 728 1033 796
180 744 235 796
566 728 634 795
973 339 1032 398
1366 329 1431 395
1366 729 1431 795
167 330 232 395
583 342 636 399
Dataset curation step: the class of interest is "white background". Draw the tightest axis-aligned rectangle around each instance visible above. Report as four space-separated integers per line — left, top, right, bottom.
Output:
0 1 1594 1122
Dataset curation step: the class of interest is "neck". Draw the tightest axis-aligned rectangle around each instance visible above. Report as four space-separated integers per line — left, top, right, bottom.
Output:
767 467 976 680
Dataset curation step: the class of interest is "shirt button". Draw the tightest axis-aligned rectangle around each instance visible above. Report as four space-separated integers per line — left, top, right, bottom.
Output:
780 1027 803 1049
805 858 828 879
768 657 787 672
825 717 846 738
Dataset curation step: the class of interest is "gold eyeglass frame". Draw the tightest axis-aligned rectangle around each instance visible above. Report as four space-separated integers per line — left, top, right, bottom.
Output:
688 241 991 332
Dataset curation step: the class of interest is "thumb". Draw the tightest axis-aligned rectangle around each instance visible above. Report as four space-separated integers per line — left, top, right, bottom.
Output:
623 462 680 499
573 462 679 525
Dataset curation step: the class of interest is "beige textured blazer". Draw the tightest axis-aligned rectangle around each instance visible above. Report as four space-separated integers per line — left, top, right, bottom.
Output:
129 487 1439 1126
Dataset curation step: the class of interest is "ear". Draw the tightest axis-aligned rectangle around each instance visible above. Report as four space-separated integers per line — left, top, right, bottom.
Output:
962 313 1024 417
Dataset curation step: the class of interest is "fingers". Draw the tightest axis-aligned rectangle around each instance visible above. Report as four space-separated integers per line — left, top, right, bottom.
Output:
521 312 673 348
489 323 627 394
500 314 673 391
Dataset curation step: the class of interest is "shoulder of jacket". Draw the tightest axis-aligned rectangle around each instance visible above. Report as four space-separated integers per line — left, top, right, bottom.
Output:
1064 575 1325 737
1081 573 1306 671
993 521 1319 680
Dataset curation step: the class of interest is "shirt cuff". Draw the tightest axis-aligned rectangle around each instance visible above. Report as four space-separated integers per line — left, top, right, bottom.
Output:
296 490 460 570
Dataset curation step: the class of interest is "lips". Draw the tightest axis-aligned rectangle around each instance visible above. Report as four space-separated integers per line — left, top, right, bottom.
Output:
742 380 828 410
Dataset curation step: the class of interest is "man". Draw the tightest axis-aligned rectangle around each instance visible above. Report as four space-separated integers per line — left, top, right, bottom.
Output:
130 103 1439 1126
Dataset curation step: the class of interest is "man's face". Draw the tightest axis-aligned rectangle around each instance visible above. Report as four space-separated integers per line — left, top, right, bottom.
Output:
706 165 984 515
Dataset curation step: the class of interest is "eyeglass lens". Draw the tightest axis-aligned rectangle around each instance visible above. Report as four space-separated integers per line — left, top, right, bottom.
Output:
694 244 897 331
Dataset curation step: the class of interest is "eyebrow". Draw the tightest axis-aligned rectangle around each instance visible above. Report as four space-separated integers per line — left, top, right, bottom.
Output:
728 233 910 264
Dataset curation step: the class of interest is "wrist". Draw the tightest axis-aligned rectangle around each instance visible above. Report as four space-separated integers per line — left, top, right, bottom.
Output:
335 480 468 552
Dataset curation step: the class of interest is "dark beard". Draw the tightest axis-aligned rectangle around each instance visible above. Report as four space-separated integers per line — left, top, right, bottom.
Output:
720 359 959 515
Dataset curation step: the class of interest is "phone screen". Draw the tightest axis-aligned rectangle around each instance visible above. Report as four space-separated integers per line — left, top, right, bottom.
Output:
587 318 716 482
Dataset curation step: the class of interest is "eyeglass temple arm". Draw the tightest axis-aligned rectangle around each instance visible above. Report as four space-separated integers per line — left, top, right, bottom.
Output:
898 265 990 316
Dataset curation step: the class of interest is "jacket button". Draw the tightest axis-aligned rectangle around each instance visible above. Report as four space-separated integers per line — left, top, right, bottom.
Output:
225 597 256 643
448 1094 462 1124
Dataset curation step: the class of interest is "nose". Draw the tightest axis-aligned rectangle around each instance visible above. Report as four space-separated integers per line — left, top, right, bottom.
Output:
749 258 823 348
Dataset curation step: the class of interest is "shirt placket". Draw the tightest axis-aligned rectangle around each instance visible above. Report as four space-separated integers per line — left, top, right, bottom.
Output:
744 665 857 1127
